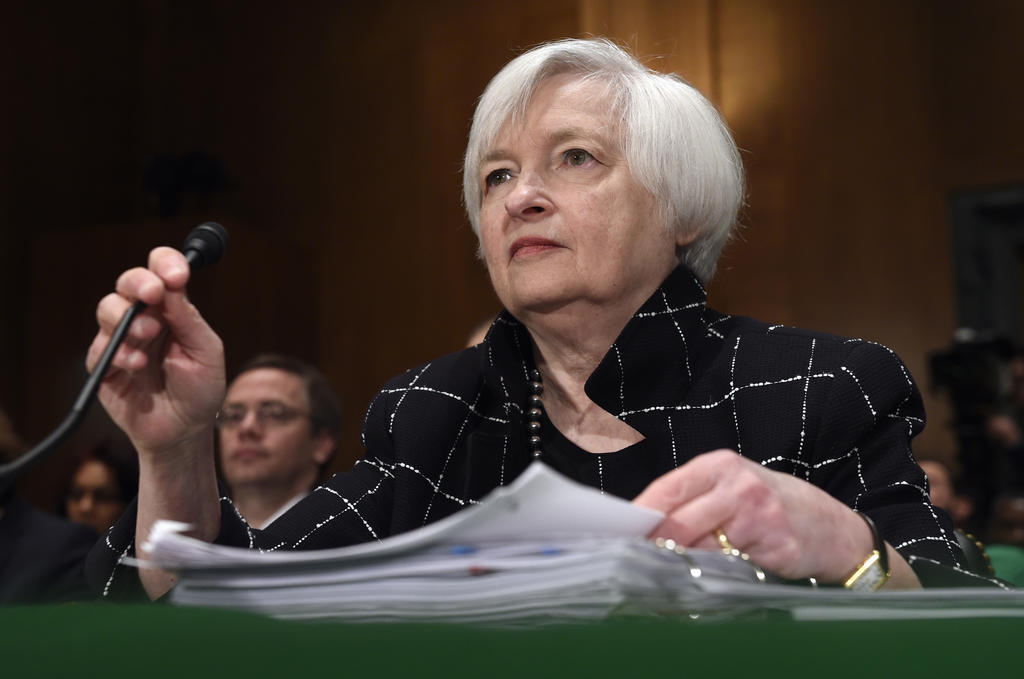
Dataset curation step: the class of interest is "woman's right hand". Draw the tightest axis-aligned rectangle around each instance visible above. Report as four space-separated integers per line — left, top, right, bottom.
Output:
85 246 226 454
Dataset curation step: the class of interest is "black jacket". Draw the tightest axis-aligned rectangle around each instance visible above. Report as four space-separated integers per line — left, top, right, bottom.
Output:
1 495 96 604
89 266 969 596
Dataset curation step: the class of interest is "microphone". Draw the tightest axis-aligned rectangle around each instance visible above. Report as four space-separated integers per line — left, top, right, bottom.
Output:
181 221 229 270
0 222 229 501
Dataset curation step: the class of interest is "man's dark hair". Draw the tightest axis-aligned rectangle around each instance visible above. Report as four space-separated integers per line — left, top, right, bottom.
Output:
233 354 343 469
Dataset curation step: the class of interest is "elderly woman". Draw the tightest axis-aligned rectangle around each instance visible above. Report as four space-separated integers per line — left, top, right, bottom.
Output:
87 39 965 599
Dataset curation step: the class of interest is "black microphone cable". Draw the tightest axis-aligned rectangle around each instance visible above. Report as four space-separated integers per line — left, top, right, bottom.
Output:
0 222 229 501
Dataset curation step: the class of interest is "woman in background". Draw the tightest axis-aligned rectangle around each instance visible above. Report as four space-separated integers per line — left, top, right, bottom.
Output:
63 443 138 537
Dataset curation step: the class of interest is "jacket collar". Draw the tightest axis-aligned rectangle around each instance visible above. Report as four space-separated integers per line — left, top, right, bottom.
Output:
480 265 716 433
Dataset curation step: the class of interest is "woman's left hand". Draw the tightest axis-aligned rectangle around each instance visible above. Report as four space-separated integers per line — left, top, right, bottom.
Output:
633 449 876 582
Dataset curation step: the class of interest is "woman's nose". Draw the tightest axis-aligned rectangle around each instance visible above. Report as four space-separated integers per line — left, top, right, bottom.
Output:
504 171 553 220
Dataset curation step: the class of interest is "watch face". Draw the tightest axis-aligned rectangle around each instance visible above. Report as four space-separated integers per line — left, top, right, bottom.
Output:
844 551 890 591
850 563 886 591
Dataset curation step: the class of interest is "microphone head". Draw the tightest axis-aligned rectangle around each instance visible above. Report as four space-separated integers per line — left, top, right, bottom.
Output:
181 222 229 270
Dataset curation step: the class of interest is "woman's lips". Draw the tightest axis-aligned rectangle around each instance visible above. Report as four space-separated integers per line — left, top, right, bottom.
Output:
510 237 561 259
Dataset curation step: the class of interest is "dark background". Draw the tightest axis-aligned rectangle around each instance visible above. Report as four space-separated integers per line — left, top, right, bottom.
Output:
3 0 1023 510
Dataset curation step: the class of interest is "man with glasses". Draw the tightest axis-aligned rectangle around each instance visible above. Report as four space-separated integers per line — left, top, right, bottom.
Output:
215 355 341 529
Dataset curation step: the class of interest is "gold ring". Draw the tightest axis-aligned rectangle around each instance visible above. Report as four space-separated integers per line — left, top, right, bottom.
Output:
715 529 735 552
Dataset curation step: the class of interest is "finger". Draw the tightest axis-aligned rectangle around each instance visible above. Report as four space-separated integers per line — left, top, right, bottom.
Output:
126 312 165 342
111 246 190 305
86 320 160 375
96 293 166 346
156 285 223 367
120 247 217 365
95 292 134 332
86 326 146 375
633 466 710 513
90 295 136 375
633 449 736 512
147 246 191 291
142 247 221 361
85 328 113 374
115 267 168 307
647 489 736 547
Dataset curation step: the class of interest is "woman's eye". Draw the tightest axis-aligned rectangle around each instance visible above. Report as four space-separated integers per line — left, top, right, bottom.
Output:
564 149 593 167
485 169 512 188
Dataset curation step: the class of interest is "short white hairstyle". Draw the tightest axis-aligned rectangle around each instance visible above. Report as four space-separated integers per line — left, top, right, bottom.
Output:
463 38 744 284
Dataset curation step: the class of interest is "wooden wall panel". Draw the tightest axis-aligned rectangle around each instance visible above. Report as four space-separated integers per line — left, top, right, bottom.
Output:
581 0 716 95
931 1 1024 187
711 0 1024 458
712 0 959 457
312 0 583 470
0 1 145 439
6 1 1024 509
579 0 1024 459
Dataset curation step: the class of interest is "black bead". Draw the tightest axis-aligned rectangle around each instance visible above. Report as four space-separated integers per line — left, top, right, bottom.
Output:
525 367 545 461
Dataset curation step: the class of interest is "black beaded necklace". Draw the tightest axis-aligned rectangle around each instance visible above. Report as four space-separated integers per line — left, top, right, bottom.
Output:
526 369 545 458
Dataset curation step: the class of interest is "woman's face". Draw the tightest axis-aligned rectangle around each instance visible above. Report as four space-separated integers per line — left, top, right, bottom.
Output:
477 74 688 320
66 459 125 536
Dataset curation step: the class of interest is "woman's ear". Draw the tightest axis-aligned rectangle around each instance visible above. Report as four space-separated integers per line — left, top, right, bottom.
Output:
675 224 698 248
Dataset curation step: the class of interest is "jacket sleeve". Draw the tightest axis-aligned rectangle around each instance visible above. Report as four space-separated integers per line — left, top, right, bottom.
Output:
86 382 402 600
808 340 967 572
251 385 399 552
85 493 248 601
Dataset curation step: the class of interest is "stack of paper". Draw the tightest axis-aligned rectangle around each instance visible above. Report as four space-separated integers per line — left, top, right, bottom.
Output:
143 464 770 623
142 463 1024 624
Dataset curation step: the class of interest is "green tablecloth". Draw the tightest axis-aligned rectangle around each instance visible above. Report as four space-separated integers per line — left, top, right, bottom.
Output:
2 603 1016 678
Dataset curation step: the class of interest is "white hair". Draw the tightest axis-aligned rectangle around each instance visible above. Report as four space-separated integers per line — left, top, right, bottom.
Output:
462 38 744 284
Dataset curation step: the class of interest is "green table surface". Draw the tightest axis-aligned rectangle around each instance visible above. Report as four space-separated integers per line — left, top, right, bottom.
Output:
1 603 1015 678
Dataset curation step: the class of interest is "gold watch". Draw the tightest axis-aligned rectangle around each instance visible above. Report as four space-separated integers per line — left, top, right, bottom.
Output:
843 511 891 591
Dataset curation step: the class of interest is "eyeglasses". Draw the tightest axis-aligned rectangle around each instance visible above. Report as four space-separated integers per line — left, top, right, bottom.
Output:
216 402 311 430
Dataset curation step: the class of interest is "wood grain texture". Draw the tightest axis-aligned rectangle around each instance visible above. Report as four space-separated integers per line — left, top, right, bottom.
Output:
4 1 1023 509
